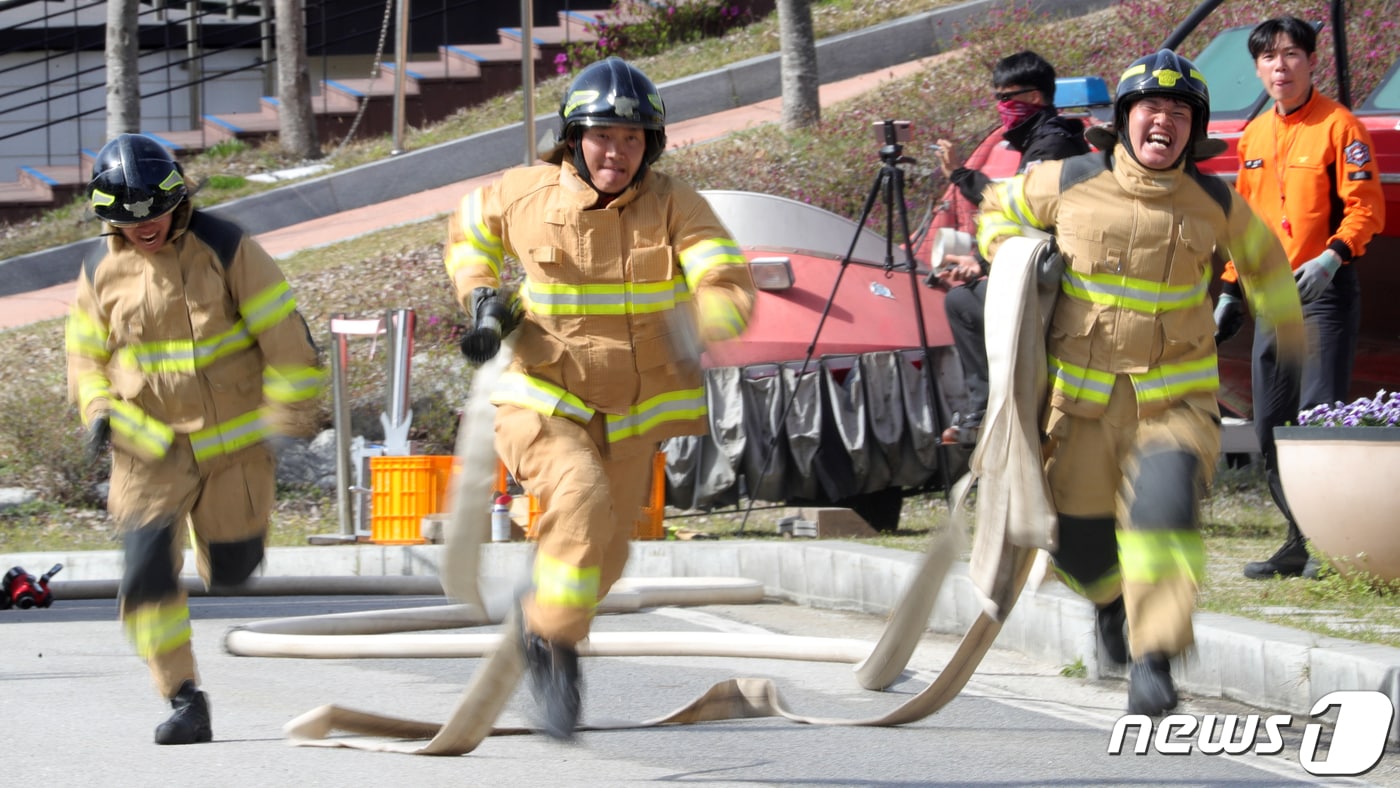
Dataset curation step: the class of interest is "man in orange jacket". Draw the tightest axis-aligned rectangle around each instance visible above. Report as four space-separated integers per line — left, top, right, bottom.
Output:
1213 16 1385 580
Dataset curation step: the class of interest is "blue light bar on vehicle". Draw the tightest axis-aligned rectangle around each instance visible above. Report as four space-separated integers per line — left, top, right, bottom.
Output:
1056 76 1111 117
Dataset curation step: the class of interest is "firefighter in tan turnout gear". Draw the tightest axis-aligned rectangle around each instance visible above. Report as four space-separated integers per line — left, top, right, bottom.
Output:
447 57 755 739
66 134 323 744
977 50 1304 714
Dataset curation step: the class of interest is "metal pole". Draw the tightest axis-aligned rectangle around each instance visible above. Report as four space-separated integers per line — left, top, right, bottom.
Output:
260 0 275 98
186 9 202 128
381 308 416 455
331 314 354 538
391 0 410 154
522 0 536 163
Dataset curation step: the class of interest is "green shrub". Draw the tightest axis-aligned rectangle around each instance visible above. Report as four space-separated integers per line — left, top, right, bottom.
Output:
204 174 248 191
204 138 249 159
0 370 107 507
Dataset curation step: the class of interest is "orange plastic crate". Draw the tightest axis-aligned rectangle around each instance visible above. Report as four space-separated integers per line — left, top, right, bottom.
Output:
369 455 454 544
635 450 667 540
507 452 667 541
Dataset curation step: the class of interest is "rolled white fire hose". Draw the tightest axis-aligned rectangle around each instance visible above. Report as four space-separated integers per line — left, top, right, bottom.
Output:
229 238 1052 754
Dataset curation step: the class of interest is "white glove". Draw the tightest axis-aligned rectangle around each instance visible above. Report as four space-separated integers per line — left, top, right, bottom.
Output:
1294 249 1341 303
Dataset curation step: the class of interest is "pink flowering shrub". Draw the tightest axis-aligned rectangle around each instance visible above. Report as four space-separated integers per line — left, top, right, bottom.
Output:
561 0 758 71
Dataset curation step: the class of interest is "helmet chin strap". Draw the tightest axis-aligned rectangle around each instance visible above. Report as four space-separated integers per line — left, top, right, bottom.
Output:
571 142 598 191
569 137 650 197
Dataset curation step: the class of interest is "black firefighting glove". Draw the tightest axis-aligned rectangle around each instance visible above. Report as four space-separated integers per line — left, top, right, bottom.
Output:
460 287 518 364
1033 241 1065 289
1213 281 1246 345
84 413 111 466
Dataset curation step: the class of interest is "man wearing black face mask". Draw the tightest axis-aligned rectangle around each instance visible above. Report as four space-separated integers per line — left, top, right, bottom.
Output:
933 51 1089 447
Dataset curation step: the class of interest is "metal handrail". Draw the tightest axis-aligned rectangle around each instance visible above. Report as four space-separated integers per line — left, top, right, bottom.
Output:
0 0 551 172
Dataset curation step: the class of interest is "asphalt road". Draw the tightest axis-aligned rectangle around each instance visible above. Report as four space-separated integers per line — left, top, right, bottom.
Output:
2 594 1393 787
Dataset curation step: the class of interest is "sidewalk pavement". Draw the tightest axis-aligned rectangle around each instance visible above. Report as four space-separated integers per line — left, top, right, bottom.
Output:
0 56 935 330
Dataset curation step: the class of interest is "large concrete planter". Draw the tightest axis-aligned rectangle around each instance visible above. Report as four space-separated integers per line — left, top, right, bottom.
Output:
1275 426 1400 580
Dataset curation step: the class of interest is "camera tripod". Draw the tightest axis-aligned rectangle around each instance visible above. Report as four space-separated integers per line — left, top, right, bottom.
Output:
741 121 953 529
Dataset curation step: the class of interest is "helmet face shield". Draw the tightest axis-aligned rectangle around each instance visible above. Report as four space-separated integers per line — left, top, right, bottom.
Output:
88 134 188 226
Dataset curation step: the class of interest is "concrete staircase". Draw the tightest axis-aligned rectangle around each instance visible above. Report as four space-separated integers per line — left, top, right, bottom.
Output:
0 7 621 226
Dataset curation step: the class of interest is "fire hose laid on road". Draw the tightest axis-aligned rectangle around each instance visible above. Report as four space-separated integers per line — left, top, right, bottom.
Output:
223 236 1057 755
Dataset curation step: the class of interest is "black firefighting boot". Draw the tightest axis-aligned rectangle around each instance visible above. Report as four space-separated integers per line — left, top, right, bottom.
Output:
154 680 212 745
1095 596 1128 666
1243 532 1309 579
1127 653 1178 716
523 630 582 741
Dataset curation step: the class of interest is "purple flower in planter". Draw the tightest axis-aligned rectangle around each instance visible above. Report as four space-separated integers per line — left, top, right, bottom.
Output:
1297 390 1400 427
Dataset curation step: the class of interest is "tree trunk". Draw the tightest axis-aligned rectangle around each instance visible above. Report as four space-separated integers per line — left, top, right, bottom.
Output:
105 0 140 140
778 0 819 131
275 0 320 159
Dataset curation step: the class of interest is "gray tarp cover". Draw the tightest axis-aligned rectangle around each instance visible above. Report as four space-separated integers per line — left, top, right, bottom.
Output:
663 348 955 508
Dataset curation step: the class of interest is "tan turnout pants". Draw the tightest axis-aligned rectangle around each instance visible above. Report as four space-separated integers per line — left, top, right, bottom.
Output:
1044 377 1219 659
494 404 656 646
110 437 274 698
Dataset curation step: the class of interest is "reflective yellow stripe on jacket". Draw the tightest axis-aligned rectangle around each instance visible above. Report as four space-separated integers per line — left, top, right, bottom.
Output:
120 325 255 374
243 280 298 335
1050 354 1219 408
491 372 707 443
698 295 746 341
75 371 112 425
1062 268 1210 314
264 365 323 404
604 387 707 443
1048 356 1115 407
110 400 175 460
108 400 267 463
1233 212 1300 324
1130 355 1219 405
110 281 300 376
678 237 745 291
446 189 503 280
491 372 595 424
522 279 688 316
680 237 750 339
65 307 111 361
189 410 267 462
977 176 1050 259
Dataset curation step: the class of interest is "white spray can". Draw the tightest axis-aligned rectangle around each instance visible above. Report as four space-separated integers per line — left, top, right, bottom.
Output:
491 494 512 543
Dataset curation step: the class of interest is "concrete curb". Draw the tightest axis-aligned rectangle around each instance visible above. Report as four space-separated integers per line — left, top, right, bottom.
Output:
14 538 1400 737
0 0 1114 296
